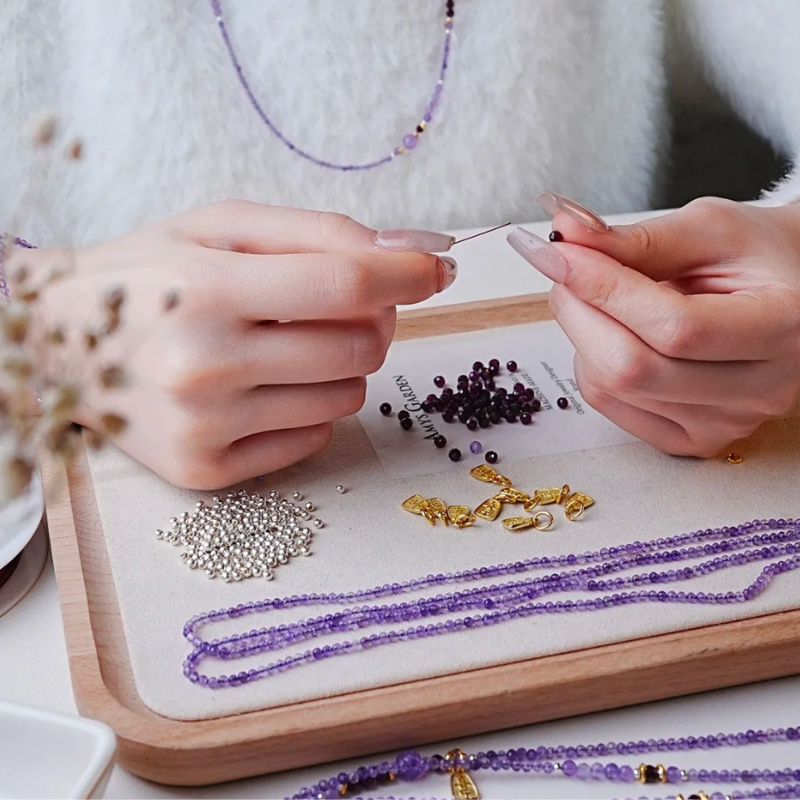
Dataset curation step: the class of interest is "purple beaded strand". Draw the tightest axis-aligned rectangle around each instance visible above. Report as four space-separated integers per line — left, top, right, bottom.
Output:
288 728 800 799
210 0 455 171
182 518 800 689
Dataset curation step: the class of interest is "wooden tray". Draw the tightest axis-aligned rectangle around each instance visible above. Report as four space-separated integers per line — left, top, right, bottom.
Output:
46 294 800 786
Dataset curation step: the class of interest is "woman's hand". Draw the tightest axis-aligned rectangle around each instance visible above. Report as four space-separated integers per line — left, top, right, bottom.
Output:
16 201 457 488
507 193 800 457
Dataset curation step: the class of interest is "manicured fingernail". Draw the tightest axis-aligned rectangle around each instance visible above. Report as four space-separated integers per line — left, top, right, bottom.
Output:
375 228 456 253
437 256 458 292
506 227 570 284
537 191 609 232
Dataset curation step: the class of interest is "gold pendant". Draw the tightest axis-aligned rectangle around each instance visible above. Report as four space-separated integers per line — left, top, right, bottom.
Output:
451 770 480 799
469 464 512 487
474 498 502 521
401 494 428 515
530 487 561 505
425 497 449 525
502 516 535 531
494 487 531 504
448 505 477 528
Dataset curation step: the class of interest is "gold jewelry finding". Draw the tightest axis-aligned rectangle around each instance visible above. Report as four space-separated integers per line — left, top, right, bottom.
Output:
469 464 512 486
532 487 561 505
532 510 554 531
425 498 449 525
448 505 476 528
523 497 540 512
557 484 571 504
401 494 428 515
564 499 585 521
502 516 536 532
445 749 481 800
475 498 502 521
494 487 531 504
566 491 594 509
727 452 743 464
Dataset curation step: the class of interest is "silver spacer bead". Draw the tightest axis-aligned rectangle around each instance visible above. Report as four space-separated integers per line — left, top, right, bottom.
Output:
304 502 315 512
313 519 324 528
292 491 302 501
335 484 346 494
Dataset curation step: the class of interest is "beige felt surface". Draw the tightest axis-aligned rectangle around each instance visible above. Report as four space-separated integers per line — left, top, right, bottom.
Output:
85 324 800 723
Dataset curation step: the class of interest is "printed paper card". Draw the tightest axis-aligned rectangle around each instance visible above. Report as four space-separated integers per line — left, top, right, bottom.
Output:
358 320 637 478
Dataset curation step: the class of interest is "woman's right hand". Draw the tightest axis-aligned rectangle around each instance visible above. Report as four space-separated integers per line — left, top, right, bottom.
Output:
15 201 457 489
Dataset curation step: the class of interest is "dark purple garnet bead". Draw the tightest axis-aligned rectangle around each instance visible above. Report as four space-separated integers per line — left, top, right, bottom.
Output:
520 412 532 425
400 417 413 430
448 448 462 462
557 396 569 409
396 750 429 781
485 450 498 464
472 360 484 372
433 435 447 448
398 410 410 421
442 410 455 423
433 375 446 388
505 410 517 423
421 401 434 413
469 370 481 383
478 416 491 428
379 402 392 416
488 358 500 373
466 418 478 431
514 382 526 395
549 229 564 242
506 360 518 372
426 393 438 403
489 411 502 424
532 398 542 412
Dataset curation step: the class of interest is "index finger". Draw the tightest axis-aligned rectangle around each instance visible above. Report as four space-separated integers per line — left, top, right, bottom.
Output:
216 249 455 320
556 241 784 361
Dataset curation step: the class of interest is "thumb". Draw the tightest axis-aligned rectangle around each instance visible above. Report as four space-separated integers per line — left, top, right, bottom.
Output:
538 193 748 281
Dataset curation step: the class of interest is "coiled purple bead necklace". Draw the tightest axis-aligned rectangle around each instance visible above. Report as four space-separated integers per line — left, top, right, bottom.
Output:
288 725 800 799
181 517 800 690
210 0 455 171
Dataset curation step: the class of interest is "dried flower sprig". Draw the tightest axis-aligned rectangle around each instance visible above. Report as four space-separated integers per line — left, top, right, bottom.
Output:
0 113 179 509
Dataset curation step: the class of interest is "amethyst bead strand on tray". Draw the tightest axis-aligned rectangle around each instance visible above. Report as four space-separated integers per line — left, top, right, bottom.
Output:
290 727 800 799
180 518 800 689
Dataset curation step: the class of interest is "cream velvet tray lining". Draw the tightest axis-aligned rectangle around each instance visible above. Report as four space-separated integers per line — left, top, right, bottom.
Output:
86 403 800 722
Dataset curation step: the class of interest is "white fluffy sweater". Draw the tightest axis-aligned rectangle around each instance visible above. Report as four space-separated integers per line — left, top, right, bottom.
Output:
1 0 799 248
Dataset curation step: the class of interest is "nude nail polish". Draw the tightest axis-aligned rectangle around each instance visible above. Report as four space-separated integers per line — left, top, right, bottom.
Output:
537 192 609 232
375 228 456 253
506 227 570 284
438 256 458 291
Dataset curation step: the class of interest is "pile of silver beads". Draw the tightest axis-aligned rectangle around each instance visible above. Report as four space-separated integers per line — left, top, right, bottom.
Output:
156 490 323 582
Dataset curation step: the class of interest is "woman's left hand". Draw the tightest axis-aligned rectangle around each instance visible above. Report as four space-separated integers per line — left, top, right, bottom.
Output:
507 194 800 457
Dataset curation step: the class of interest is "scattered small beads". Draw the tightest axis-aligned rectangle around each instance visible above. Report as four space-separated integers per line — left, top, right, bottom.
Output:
433 435 447 448
379 402 392 416
506 360 518 372
335 484 346 494
557 396 569 409
485 450 498 464
549 230 563 242
727 453 744 465
448 448 462 462
156 490 321 582
400 417 414 431
469 440 482 454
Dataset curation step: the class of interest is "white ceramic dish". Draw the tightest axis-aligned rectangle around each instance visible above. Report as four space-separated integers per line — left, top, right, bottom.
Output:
0 700 116 799
0 471 44 568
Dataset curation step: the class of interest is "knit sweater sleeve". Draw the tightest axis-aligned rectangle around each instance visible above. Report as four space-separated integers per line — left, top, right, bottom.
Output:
667 0 800 205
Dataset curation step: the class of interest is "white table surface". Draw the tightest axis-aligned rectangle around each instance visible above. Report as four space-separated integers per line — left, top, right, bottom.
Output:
2 211 798 799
